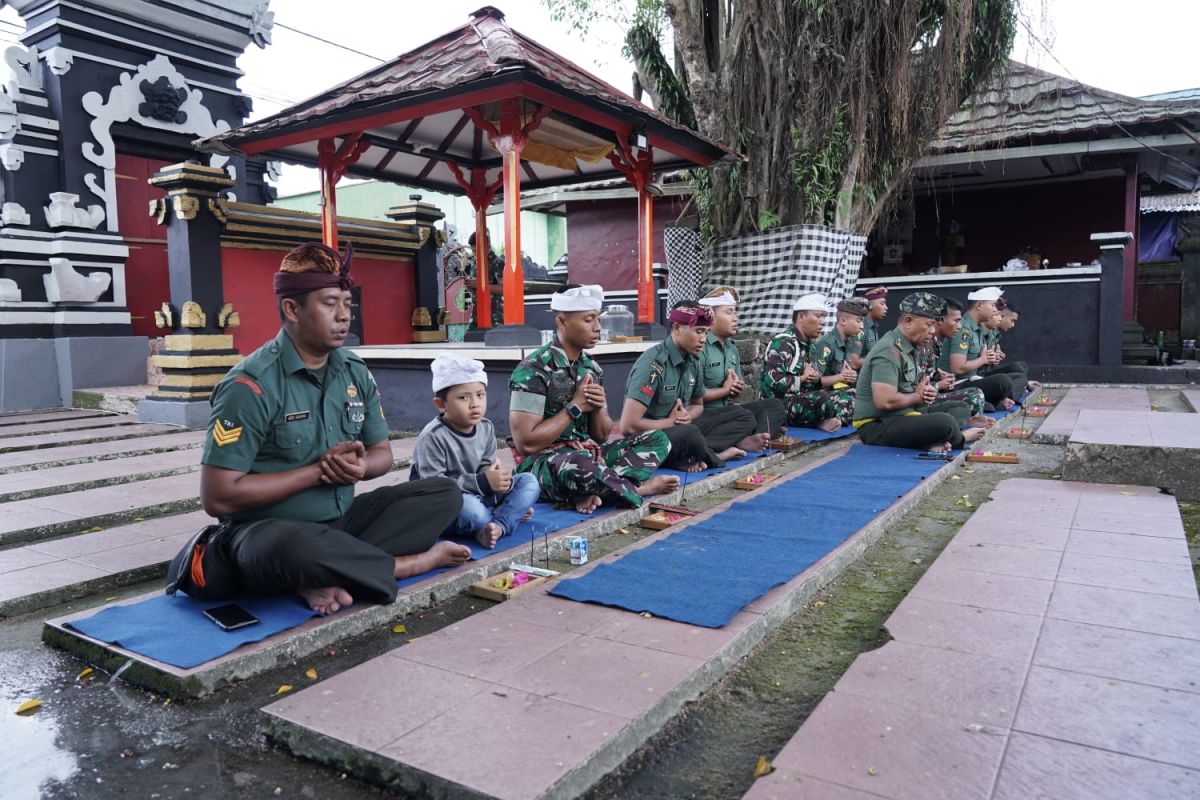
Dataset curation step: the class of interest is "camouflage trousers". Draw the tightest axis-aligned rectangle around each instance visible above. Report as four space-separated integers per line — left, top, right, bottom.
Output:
515 430 670 508
784 388 855 427
937 385 985 416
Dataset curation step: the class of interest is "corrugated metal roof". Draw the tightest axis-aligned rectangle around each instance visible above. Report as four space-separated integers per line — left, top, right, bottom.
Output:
932 62 1200 152
1141 191 1200 213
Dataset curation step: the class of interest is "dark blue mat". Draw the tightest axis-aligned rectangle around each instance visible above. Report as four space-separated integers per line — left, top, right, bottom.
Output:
67 501 613 669
549 445 948 628
786 425 858 443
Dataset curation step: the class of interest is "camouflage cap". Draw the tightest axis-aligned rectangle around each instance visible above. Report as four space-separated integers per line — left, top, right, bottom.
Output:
836 297 869 317
898 292 945 319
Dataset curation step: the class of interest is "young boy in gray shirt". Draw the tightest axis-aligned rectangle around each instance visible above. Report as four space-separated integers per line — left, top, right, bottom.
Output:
411 353 540 548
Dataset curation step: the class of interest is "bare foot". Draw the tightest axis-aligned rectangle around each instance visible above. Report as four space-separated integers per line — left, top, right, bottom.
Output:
818 417 843 432
716 446 746 463
685 462 706 473
1000 398 1016 410
393 541 472 580
298 586 354 615
927 442 952 452
521 507 534 521
737 432 771 452
967 415 996 428
1027 380 1041 390
573 494 603 514
636 474 680 497
963 428 986 443
474 522 502 549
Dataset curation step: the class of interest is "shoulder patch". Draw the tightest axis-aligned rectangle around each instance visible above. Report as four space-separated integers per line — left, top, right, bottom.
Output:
233 375 261 395
211 419 243 447
959 341 970 350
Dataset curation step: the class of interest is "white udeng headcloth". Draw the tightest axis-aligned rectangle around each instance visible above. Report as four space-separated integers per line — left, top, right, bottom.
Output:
699 291 738 308
793 293 828 312
431 353 488 393
966 286 1004 301
550 284 604 312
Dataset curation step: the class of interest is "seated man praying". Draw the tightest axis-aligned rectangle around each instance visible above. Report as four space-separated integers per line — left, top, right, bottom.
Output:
621 301 757 471
941 286 1016 410
759 293 855 432
508 284 678 515
812 297 868 383
174 242 470 616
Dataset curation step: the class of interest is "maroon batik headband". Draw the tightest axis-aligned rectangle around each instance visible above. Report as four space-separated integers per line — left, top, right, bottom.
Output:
667 305 714 326
273 242 355 298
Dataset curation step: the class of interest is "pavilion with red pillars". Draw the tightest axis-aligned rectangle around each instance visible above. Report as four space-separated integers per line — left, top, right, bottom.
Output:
198 6 739 344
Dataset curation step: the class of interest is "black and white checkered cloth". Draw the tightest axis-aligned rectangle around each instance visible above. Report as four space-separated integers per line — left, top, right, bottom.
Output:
664 226 704 308
702 224 867 334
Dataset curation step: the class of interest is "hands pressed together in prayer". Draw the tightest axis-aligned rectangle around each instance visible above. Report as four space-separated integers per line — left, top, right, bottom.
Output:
800 363 821 384
318 441 368 485
723 369 746 398
671 398 692 426
915 376 938 406
936 369 955 392
572 373 607 412
983 346 1003 366
839 362 858 385
484 459 513 493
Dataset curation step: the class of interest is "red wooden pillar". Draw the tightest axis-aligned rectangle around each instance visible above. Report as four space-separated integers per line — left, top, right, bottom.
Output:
635 149 655 324
316 134 370 250
319 157 338 248
473 203 491 328
1123 158 1139 321
497 100 526 326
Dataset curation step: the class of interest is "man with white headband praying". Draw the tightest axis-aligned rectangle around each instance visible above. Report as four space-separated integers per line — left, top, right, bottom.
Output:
508 284 678 515
620 300 757 471
697 286 786 446
941 285 1016 409
759 293 856 432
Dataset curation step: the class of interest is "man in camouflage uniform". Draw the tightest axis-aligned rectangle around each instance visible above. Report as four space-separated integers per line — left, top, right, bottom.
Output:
853 292 987 451
759 293 855 432
860 286 888 354
923 297 987 419
509 284 677 515
813 297 868 381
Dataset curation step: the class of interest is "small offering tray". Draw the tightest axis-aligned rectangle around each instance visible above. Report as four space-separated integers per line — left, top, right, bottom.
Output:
1024 406 1052 417
1004 427 1033 439
610 335 644 343
642 511 687 530
1035 396 1057 405
734 473 781 490
767 436 804 452
966 450 1020 464
468 569 552 602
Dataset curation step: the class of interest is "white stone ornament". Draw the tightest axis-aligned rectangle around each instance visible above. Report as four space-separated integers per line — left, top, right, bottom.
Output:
0 278 20 302
0 90 17 138
0 44 42 102
43 47 73 76
44 192 105 230
43 257 111 303
2 202 30 225
0 143 24 171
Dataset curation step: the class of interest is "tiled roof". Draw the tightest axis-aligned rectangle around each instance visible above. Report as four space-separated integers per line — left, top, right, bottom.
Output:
1141 191 1200 214
203 6 736 163
932 62 1200 152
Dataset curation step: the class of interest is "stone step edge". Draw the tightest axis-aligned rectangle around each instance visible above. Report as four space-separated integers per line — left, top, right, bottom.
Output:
0 463 202 504
0 410 114 428
0 426 184 455
260 444 969 800
0 439 204 476
0 418 142 442
40 444 822 699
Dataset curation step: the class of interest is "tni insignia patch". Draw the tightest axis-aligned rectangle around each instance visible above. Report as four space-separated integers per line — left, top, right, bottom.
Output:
212 419 243 447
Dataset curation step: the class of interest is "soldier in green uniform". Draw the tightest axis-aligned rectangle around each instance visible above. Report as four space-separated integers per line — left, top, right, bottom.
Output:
621 301 757 471
697 286 786 444
813 297 868 382
980 297 1031 395
759 293 856 432
508 284 677 515
176 243 470 616
923 297 989 421
941 286 1016 409
861 286 888 354
853 292 987 451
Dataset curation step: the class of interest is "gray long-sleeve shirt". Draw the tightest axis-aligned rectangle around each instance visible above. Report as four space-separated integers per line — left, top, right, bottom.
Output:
409 415 496 496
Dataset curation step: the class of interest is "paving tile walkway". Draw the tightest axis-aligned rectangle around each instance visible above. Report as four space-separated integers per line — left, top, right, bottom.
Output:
1070 409 1200 449
1032 387 1150 442
745 478 1200 800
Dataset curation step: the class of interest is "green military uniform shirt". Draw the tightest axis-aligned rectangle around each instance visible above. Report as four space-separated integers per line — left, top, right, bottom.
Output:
202 329 389 523
508 339 604 442
853 328 921 422
699 332 742 408
863 317 881 354
625 337 704 419
940 313 985 377
812 328 865 376
759 326 819 400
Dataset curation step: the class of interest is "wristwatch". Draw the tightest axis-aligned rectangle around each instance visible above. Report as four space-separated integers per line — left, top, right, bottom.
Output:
566 403 583 420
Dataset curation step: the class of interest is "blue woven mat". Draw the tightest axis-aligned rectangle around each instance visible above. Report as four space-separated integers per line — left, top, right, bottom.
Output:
549 445 948 628
66 501 610 669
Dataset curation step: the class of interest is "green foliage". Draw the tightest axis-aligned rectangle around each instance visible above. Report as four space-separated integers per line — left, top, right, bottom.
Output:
756 209 782 232
791 104 850 226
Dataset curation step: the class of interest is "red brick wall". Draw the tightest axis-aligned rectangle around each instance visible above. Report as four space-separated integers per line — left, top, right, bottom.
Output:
220 248 416 353
565 196 688 289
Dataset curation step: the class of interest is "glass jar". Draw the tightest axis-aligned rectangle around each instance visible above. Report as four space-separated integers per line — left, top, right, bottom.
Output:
599 304 634 341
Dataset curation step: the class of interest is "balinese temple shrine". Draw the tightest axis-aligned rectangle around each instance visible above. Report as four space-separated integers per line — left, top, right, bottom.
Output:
0 2 737 432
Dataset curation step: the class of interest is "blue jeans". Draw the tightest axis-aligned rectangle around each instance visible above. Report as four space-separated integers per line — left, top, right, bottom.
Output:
446 472 540 538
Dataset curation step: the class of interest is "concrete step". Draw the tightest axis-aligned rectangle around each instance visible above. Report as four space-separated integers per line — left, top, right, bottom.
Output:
0 413 141 440
1031 387 1151 444
0 448 203 503
0 409 112 428
744 479 1200 800
0 423 184 454
0 430 204 474
73 385 154 416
